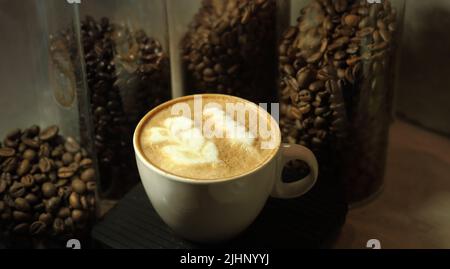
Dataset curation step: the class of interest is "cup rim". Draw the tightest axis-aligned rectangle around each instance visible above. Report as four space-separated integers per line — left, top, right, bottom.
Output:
133 94 281 185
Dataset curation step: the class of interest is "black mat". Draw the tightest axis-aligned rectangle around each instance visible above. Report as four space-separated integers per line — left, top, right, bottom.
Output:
92 173 348 249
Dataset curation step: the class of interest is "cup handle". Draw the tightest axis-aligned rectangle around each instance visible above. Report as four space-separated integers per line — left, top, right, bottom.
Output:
271 144 319 199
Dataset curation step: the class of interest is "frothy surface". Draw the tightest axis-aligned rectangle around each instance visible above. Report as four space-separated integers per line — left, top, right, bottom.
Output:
138 95 279 180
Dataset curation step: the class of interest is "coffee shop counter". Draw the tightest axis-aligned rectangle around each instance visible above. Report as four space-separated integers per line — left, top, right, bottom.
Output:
334 120 450 249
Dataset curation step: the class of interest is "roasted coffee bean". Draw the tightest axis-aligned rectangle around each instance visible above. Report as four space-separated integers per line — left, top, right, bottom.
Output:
39 157 52 173
21 138 40 149
69 192 82 209
20 174 35 188
9 182 25 198
30 221 47 235
58 207 71 219
72 209 85 223
39 213 53 226
0 201 4 213
23 149 36 161
14 197 31 212
344 14 360 27
72 179 86 194
24 193 39 205
17 159 31 176
45 197 61 213
55 179 68 188
309 81 324 92
2 157 17 173
64 137 80 153
13 210 31 222
39 144 50 157
62 152 73 165
0 147 15 158
80 168 95 182
39 125 59 141
53 218 65 234
79 158 93 168
58 166 76 178
51 146 64 158
13 223 30 234
42 182 57 198
74 152 82 163
33 173 47 184
58 186 72 200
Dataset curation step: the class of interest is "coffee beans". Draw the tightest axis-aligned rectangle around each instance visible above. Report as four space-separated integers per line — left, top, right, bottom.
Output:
39 126 59 141
29 221 46 235
0 147 15 158
279 0 399 203
14 198 31 212
80 168 95 182
42 182 56 198
72 179 86 194
0 125 96 242
57 167 75 179
181 0 277 104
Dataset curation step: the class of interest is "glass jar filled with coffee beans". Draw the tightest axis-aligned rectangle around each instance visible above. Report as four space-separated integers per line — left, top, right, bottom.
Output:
278 0 405 204
0 0 99 248
49 0 171 199
167 0 288 104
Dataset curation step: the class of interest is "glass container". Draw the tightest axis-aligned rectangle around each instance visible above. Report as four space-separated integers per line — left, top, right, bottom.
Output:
0 0 97 248
48 0 171 199
166 0 283 104
277 0 406 204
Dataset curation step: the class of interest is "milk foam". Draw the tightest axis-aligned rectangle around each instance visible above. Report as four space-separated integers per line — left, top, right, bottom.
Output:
203 107 256 147
143 107 258 166
144 116 219 165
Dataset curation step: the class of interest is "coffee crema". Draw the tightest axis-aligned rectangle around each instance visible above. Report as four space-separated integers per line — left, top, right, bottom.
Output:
137 95 280 180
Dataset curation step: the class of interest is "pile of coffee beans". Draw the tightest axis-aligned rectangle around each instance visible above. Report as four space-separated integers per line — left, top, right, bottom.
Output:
50 16 170 197
0 125 96 245
182 0 277 104
79 16 130 196
278 0 398 202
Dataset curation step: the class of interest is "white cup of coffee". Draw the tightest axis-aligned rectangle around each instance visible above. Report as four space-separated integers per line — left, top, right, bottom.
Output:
133 94 318 243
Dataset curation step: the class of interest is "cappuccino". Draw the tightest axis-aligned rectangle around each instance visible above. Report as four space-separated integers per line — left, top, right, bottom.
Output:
136 95 280 180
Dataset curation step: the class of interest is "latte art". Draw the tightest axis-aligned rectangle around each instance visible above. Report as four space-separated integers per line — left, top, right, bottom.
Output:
144 116 220 165
137 95 280 180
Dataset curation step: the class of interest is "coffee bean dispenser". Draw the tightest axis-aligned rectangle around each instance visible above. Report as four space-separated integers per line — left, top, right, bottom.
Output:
166 0 288 104
278 0 405 204
49 0 171 200
0 1 98 248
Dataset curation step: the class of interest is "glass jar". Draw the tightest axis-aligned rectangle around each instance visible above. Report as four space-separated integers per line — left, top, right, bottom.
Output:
48 0 171 199
278 0 406 204
0 0 97 248
166 0 282 104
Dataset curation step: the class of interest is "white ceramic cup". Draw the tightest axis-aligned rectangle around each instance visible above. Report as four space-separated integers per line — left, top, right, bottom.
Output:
133 95 319 243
